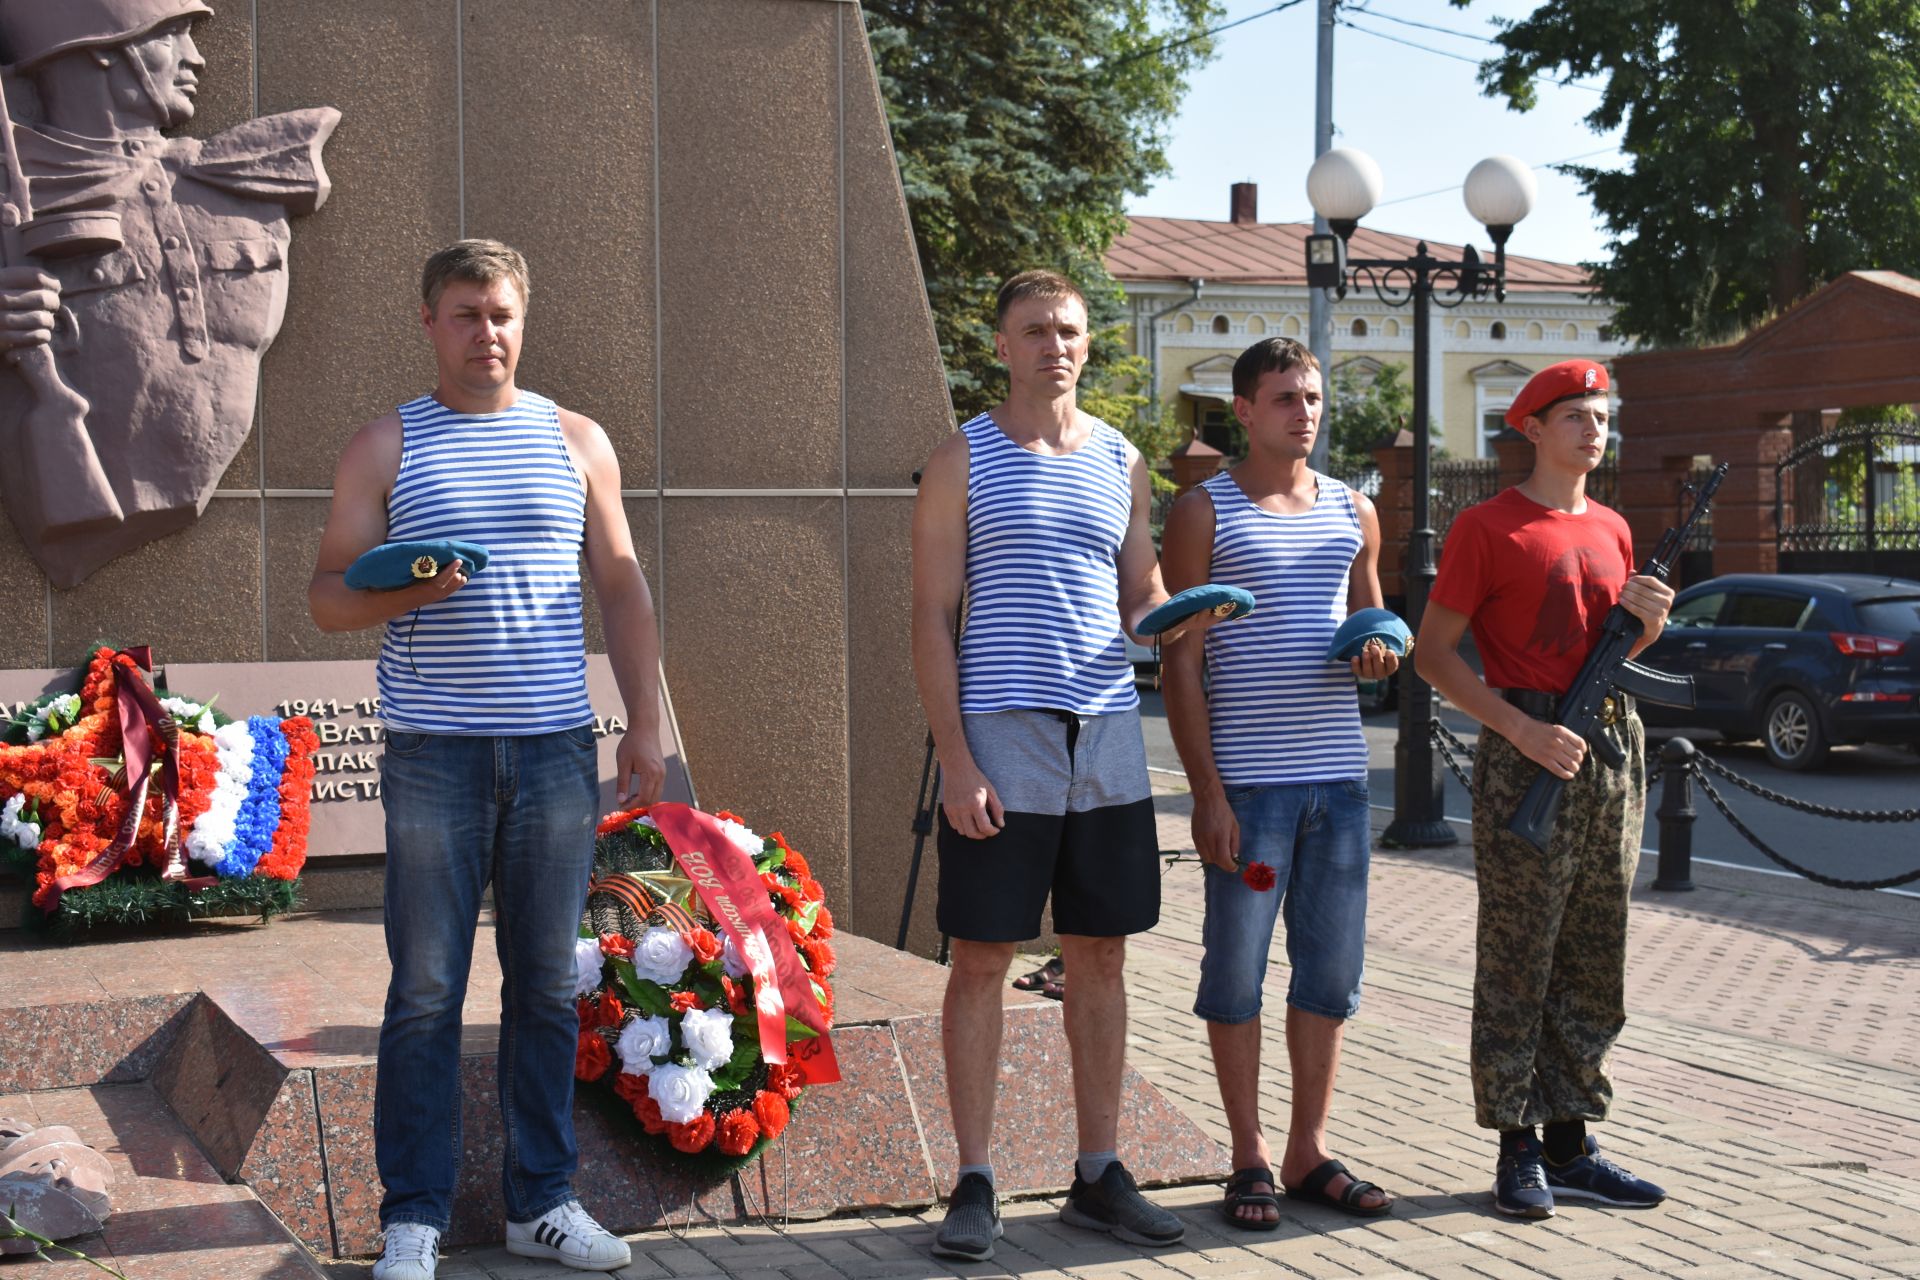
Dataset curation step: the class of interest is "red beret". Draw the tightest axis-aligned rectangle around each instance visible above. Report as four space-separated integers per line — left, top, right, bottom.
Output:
1504 359 1609 429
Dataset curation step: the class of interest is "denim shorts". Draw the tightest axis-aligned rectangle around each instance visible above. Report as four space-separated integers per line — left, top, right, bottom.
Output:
1193 777 1372 1024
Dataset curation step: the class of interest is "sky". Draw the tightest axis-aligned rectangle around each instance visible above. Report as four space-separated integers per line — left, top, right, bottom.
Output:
1127 0 1626 268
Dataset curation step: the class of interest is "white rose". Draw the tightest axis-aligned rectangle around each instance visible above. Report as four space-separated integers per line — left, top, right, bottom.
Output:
678 1007 736 1071
716 818 763 861
572 937 604 997
721 933 749 979
616 1014 672 1073
630 926 695 985
646 1063 715 1125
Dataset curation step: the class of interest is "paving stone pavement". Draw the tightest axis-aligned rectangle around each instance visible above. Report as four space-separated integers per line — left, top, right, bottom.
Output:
327 785 1920 1279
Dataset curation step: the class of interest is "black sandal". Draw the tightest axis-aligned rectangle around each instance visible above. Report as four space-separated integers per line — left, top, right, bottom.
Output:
1011 955 1064 992
1220 1166 1280 1231
1283 1158 1393 1218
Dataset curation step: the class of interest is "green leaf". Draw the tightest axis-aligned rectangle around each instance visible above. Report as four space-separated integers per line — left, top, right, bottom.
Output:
711 1029 762 1091
785 1015 819 1041
614 963 672 1017
793 899 822 933
755 844 788 874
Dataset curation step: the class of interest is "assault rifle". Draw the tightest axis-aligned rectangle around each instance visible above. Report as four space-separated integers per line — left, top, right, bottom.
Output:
1505 462 1729 853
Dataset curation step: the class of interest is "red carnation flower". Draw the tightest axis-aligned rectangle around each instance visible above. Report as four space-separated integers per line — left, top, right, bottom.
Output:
716 1108 761 1157
688 927 722 964
575 1031 612 1081
597 806 651 835
721 976 751 1016
611 1069 649 1107
801 939 836 978
811 906 835 938
668 1112 715 1153
599 932 635 960
752 1090 790 1140
799 876 824 902
1241 861 1278 892
766 1062 805 1101
633 1091 670 1135
669 991 708 1014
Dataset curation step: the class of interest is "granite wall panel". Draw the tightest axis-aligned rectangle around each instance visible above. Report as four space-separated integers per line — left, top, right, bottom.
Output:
662 497 849 901
0 511 48 667
254 0 462 490
263 497 379 663
581 497 661 658
463 0 660 490
51 499 264 665
657 0 842 489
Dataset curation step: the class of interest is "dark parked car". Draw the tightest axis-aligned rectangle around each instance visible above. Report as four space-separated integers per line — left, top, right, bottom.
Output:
1637 573 1920 770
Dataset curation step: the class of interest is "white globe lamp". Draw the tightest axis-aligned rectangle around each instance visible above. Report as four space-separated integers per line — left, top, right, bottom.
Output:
1462 154 1537 239
1305 148 1384 234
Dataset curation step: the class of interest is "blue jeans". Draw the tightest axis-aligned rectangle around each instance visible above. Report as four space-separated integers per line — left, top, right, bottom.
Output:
1193 778 1372 1024
375 725 599 1231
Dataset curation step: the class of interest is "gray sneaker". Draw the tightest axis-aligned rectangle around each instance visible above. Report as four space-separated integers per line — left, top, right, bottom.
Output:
1060 1161 1185 1247
933 1172 1003 1261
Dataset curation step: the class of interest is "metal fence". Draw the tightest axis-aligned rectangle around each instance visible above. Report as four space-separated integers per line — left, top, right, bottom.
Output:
1431 457 1500 547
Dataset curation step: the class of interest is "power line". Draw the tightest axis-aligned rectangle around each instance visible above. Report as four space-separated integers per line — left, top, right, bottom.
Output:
1108 0 1309 68
1339 17 1607 94
1351 5 1500 45
1369 147 1623 210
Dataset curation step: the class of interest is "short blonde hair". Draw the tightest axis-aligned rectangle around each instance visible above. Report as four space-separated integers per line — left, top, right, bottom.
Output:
421 239 530 313
995 269 1085 330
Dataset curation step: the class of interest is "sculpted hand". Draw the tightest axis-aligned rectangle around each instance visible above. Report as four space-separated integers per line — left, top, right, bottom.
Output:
1191 788 1241 873
1350 638 1400 681
1619 575 1674 632
1515 718 1587 780
0 268 60 358
941 760 1005 840
615 731 667 807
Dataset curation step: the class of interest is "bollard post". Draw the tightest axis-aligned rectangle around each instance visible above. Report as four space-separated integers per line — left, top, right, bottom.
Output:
1653 737 1697 891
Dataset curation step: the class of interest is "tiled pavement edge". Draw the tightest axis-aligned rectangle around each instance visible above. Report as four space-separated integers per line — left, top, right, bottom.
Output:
326 784 1920 1280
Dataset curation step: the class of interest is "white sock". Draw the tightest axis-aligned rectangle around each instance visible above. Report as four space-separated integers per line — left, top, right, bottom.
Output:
1077 1151 1117 1182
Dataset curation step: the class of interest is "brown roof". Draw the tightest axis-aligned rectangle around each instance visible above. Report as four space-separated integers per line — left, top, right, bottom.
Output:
1109 216 1593 294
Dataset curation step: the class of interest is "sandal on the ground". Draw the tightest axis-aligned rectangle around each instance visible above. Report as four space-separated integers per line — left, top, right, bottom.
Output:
1220 1166 1281 1231
1283 1158 1393 1218
1040 973 1065 1001
1012 956 1064 992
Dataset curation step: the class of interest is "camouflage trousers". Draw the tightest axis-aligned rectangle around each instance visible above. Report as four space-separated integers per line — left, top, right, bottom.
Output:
1469 712 1644 1130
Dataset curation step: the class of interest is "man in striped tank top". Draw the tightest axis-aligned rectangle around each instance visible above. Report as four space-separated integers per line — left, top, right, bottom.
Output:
912 270 1193 1261
1419 360 1671 1220
309 241 661 1278
1160 338 1399 1229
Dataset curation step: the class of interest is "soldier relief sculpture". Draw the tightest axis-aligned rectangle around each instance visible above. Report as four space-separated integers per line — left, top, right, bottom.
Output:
0 0 337 587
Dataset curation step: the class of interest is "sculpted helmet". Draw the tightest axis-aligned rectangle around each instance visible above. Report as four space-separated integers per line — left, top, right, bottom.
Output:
0 0 213 71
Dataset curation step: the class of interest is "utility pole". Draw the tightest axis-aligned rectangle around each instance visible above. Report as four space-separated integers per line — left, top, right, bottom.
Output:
1307 0 1336 470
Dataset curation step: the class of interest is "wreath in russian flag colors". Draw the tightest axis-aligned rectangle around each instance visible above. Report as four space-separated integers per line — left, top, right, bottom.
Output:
0 647 318 930
576 803 839 1161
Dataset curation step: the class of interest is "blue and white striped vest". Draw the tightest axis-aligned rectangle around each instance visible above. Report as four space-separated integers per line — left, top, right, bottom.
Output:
956 412 1139 716
1201 469 1368 784
376 390 593 734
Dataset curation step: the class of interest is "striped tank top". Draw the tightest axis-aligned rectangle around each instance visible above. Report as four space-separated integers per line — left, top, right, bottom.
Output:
956 412 1139 716
376 390 593 734
1201 469 1368 784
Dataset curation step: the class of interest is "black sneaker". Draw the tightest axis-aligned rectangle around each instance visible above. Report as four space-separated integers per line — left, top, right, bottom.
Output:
1545 1136 1666 1208
1061 1161 1185 1247
933 1172 1002 1261
1493 1131 1555 1220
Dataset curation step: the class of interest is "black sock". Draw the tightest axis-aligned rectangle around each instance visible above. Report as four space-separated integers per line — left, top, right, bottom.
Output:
1543 1120 1587 1165
1500 1126 1538 1156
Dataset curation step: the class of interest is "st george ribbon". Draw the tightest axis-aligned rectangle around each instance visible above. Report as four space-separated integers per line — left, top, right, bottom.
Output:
648 802 841 1085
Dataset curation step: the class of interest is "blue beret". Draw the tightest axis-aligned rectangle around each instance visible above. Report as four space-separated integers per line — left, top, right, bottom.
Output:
1326 607 1412 661
344 539 490 591
1139 584 1256 638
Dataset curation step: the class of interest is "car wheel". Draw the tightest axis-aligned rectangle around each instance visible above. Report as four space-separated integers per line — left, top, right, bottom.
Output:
1763 691 1829 771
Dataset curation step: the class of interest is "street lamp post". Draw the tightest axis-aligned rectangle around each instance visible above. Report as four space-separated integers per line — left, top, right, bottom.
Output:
1303 149 1537 848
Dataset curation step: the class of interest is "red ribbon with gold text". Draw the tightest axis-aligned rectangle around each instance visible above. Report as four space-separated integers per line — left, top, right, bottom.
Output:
647 802 840 1084
45 647 211 911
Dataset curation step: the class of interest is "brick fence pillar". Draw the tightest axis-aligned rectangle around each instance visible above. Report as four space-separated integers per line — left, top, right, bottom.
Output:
1169 436 1225 499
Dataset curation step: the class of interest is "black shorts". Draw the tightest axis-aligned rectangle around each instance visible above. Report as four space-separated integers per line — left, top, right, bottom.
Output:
934 708 1160 942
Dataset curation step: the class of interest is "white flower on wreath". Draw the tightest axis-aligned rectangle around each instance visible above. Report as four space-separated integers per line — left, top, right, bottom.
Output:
630 926 695 985
715 817 763 861
159 696 217 735
678 1006 735 1071
572 937 604 998
616 1014 672 1073
646 1062 715 1125
721 933 749 979
25 693 81 743
1 794 41 851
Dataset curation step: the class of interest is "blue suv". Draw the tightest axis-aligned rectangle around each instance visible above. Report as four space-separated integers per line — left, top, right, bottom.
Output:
1638 573 1920 770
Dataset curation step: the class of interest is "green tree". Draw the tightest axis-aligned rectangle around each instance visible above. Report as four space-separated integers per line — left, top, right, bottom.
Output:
861 0 1222 427
1328 362 1412 475
1452 1 1920 347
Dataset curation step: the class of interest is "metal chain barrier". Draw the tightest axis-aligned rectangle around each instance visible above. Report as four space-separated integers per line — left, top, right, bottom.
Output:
1420 721 1920 891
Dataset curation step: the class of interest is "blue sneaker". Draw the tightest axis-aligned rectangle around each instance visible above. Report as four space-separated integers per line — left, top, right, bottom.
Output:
1492 1131 1554 1219
1544 1136 1666 1208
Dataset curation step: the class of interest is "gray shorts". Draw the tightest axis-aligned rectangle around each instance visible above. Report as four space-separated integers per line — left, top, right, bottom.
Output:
942 707 1152 813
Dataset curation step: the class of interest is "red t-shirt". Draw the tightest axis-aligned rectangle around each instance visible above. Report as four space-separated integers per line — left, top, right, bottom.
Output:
1428 487 1635 694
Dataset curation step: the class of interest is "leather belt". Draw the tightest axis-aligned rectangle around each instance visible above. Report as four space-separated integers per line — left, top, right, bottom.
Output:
1501 688 1635 725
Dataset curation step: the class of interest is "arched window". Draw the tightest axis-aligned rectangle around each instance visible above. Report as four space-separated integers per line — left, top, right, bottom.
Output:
1211 314 1230 334
1526 321 1544 341
1176 313 1194 333
1247 315 1267 335
1563 322 1580 342
1489 321 1507 340
1350 318 1369 337
1454 320 1472 340
1598 324 1615 342
1383 318 1401 337
1281 315 1302 336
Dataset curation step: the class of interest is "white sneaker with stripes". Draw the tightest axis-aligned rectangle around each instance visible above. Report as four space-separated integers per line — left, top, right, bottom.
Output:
505 1199 631 1271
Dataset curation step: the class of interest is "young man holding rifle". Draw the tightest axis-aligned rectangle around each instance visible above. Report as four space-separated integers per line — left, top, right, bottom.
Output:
1415 359 1673 1220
